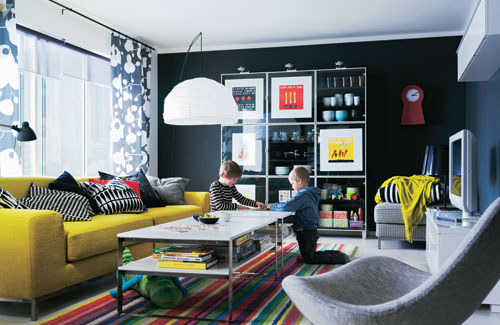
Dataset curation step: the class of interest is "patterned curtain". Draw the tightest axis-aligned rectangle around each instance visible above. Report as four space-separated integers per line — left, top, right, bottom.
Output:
110 32 152 174
0 0 20 176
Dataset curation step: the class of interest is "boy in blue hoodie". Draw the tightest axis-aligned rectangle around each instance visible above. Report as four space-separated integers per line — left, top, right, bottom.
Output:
268 167 350 264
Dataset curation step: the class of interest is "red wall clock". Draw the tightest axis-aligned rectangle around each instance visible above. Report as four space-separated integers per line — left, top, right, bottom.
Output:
401 85 425 125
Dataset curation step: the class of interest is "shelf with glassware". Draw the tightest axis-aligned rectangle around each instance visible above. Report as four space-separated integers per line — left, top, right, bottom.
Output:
317 68 366 124
221 67 367 238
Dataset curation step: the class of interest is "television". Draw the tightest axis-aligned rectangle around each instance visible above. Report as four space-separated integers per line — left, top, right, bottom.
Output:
449 129 478 218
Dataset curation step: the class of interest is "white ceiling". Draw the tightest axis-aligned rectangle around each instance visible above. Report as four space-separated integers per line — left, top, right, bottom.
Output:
56 0 478 53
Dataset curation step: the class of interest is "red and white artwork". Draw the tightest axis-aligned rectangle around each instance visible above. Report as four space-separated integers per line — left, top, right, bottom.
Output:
271 76 312 119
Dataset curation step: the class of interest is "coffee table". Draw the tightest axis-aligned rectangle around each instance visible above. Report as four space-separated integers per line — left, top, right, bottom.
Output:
116 216 282 322
230 210 295 272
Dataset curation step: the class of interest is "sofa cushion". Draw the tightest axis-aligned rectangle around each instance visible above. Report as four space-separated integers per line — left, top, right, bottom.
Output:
80 178 146 214
144 205 202 225
374 202 427 225
49 171 99 214
89 178 141 198
63 213 153 262
21 184 94 221
147 176 189 205
99 169 163 208
0 187 28 209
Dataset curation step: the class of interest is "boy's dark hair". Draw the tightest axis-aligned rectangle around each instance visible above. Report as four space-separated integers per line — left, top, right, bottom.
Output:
219 160 243 178
290 166 310 183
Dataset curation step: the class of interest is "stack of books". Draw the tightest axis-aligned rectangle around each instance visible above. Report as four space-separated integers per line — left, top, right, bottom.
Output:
153 245 218 270
254 224 292 242
204 233 256 263
250 233 274 251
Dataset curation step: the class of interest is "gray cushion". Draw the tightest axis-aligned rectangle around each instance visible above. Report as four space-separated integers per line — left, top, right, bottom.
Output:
374 202 427 225
376 223 426 240
147 176 189 205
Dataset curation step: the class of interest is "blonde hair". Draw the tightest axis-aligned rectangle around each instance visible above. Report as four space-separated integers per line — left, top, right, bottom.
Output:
219 160 243 178
289 166 310 183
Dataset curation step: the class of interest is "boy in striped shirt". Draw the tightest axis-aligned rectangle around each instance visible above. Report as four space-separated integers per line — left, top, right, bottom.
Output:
210 161 267 211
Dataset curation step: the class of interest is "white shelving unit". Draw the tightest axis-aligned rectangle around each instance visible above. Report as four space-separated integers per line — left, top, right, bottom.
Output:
221 67 367 238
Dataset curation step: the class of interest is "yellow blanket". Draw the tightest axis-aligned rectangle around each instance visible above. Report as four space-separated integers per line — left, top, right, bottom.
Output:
375 175 440 242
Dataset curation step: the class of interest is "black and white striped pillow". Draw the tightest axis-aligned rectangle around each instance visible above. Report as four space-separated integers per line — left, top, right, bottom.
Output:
0 187 28 209
80 177 146 215
378 183 442 203
20 184 94 221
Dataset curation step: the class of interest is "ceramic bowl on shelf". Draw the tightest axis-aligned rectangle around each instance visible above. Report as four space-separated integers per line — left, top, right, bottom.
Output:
322 110 335 122
275 166 290 175
335 110 349 122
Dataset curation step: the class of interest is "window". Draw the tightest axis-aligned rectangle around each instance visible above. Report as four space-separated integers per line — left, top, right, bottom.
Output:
16 27 112 177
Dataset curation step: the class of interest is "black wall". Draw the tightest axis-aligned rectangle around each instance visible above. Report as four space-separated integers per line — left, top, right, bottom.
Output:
466 71 500 212
158 36 466 231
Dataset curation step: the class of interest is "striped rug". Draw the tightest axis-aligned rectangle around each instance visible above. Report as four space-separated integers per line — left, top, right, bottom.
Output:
40 242 356 324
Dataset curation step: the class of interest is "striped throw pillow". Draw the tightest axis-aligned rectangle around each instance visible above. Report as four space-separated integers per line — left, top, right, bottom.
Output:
0 187 28 209
20 184 94 221
378 183 442 203
80 177 146 215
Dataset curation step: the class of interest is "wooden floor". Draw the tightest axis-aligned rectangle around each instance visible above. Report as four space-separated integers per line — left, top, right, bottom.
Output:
0 235 498 324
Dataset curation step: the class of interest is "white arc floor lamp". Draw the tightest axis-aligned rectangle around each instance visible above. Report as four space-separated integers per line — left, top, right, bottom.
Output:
163 32 238 125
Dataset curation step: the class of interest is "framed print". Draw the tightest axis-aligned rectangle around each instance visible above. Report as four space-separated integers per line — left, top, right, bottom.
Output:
233 184 256 203
232 133 256 166
320 128 363 171
271 76 312 119
224 78 264 120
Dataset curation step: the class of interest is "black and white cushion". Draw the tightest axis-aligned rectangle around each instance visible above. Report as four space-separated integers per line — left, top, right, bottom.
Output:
20 184 94 221
378 183 442 203
0 187 28 209
80 177 146 215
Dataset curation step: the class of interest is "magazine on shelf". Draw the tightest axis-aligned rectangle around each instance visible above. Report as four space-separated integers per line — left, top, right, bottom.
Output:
153 244 214 258
156 254 213 263
157 257 218 270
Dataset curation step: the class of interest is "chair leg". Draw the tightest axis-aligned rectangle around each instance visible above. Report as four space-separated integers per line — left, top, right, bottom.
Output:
378 238 381 249
31 299 38 321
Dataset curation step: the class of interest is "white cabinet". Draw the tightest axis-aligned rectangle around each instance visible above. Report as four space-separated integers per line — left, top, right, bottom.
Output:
457 0 500 82
426 208 500 312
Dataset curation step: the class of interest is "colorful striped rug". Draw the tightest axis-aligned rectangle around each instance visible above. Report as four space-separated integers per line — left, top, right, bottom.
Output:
40 242 356 324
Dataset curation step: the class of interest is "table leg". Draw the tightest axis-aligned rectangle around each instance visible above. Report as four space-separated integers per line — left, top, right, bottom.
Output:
228 239 233 321
280 218 284 274
117 239 123 315
275 220 278 277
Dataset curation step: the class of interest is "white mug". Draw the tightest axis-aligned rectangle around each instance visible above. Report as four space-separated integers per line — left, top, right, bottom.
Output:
330 96 337 107
322 97 331 107
335 94 343 106
344 93 354 106
354 96 360 106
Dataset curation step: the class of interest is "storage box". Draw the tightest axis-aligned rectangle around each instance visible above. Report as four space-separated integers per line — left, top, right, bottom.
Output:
319 211 333 219
333 210 348 228
349 221 364 229
319 218 333 228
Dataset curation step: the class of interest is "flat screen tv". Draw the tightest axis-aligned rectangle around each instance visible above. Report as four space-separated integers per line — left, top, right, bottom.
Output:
449 129 478 218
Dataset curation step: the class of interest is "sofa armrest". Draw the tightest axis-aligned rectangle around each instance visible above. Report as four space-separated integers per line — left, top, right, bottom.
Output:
0 209 66 299
184 192 210 214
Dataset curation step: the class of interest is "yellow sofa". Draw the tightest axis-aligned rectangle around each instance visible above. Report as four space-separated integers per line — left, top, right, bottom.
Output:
0 177 210 320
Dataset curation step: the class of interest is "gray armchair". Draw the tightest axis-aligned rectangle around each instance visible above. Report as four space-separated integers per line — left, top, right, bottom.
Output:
282 197 500 325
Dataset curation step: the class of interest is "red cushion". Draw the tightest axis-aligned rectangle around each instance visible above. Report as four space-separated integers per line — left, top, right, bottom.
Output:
89 178 141 198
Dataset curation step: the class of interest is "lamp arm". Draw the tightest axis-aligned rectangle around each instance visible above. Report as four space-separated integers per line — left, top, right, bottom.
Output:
179 32 202 83
0 123 18 131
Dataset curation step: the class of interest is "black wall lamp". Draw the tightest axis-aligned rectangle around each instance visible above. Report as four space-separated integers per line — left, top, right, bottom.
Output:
0 121 37 142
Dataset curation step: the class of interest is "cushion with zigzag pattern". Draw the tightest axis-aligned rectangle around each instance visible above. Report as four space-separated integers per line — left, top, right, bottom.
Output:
80 177 146 215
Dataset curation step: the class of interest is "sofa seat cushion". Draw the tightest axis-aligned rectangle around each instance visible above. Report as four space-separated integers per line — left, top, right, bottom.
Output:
64 213 153 262
374 202 427 225
144 205 202 225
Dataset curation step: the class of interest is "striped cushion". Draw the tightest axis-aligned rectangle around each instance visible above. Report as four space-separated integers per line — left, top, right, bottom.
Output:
0 187 28 209
80 177 146 215
20 184 94 221
378 183 442 203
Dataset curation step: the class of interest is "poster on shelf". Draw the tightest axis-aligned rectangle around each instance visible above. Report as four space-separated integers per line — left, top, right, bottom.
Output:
233 184 256 204
320 128 363 171
279 190 291 202
232 133 256 166
271 76 312 119
224 78 264 120
243 140 263 173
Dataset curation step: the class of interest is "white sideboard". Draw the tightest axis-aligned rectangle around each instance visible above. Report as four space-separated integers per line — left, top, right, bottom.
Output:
426 208 500 312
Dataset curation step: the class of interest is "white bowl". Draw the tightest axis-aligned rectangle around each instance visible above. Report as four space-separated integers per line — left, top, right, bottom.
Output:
322 110 335 122
275 166 290 175
214 211 232 222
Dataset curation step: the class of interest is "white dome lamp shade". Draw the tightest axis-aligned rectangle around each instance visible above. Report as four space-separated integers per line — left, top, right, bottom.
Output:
163 77 237 125
163 32 238 125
